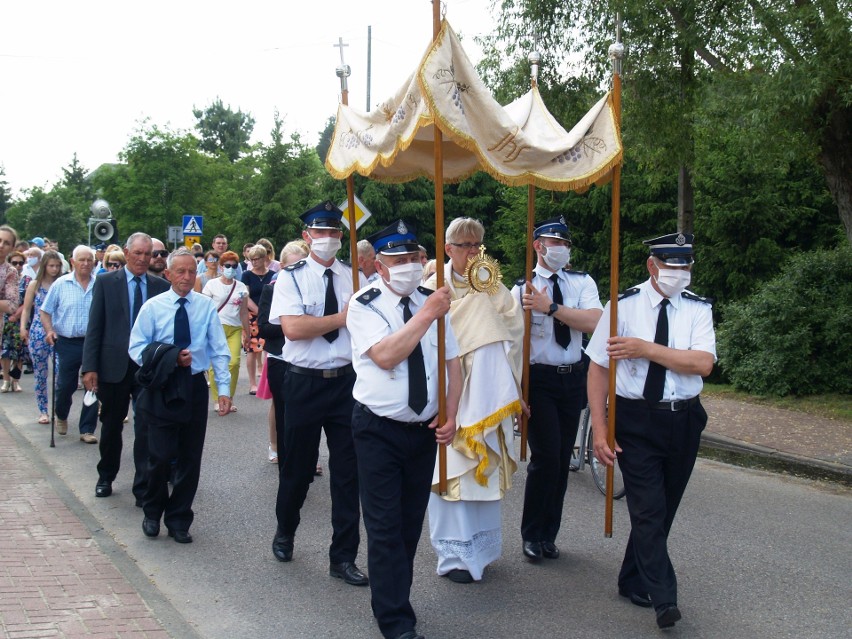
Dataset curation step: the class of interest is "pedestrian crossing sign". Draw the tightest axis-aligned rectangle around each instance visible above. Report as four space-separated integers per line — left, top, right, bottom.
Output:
338 196 372 231
182 215 203 236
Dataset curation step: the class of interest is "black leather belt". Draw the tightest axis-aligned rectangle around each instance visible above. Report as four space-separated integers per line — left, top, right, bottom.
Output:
355 402 435 428
531 361 586 374
618 396 700 412
57 335 85 341
287 363 354 379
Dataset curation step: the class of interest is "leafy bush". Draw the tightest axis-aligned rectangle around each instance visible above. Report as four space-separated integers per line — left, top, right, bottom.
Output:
717 246 852 396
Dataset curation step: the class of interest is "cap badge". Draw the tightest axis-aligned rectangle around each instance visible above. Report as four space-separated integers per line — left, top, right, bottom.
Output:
559 215 567 226
397 220 408 235
676 233 686 246
324 202 333 211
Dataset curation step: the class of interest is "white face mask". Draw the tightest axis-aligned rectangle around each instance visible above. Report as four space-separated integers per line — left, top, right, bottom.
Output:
654 268 691 297
542 245 571 271
383 262 423 296
310 236 341 261
222 266 236 279
27 256 39 267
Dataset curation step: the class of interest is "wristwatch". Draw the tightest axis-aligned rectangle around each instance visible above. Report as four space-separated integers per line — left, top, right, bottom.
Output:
546 302 559 316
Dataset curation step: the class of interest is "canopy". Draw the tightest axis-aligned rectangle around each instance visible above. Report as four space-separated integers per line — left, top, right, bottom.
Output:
325 20 622 192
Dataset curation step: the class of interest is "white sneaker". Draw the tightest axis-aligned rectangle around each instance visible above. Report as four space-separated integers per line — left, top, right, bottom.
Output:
268 445 278 463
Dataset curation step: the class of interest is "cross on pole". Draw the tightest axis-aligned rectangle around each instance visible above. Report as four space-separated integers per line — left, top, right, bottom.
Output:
334 37 349 66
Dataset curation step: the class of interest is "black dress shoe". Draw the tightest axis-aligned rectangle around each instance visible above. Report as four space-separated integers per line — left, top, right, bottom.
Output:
444 569 474 583
272 531 294 562
541 541 560 559
142 517 160 538
168 529 193 544
656 604 682 629
522 540 543 562
618 587 653 608
329 561 369 586
95 480 112 498
394 631 424 639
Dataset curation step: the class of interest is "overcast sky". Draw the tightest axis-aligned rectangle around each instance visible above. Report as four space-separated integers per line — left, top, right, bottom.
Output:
1 0 495 197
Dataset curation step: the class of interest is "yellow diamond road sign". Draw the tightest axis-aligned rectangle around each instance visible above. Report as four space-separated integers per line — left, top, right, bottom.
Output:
338 195 372 231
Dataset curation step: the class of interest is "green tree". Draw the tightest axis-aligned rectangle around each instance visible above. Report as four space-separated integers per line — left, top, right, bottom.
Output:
717 246 852 396
233 112 325 250
6 189 86 248
0 165 12 223
93 120 233 244
193 98 256 163
483 0 852 241
60 153 94 204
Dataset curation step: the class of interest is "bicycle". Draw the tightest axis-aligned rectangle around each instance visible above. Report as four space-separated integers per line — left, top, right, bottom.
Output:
569 404 626 500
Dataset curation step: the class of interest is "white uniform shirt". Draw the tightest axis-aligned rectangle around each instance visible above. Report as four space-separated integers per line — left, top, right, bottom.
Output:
510 264 603 366
348 279 459 422
586 278 717 400
269 256 364 369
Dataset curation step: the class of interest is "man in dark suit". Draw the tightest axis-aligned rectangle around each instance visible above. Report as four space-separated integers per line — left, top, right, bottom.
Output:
83 232 171 502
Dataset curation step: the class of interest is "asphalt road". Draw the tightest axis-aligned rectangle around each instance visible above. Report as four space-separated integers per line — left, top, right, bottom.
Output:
2 371 850 639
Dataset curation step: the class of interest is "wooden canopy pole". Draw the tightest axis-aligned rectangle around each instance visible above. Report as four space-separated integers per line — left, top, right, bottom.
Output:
432 0 448 495
519 49 542 462
335 37 360 292
605 16 625 539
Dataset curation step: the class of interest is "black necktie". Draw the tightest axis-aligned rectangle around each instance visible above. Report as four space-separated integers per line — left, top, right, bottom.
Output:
550 274 571 349
174 298 191 350
322 268 339 343
643 298 670 402
131 276 143 326
401 296 427 414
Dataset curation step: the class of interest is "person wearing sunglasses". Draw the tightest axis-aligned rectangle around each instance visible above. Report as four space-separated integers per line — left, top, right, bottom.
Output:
147 239 169 280
104 250 126 271
1 250 30 393
194 250 220 293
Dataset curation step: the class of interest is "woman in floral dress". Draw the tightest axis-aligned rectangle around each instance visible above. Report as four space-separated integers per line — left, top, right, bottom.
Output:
20 251 62 424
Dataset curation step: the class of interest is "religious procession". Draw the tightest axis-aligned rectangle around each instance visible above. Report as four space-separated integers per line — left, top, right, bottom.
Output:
3 1 849 639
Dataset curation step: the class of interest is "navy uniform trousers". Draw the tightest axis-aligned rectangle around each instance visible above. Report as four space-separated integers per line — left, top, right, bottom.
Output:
275 369 360 564
140 372 208 533
351 403 436 639
521 365 586 543
96 358 148 500
615 397 708 607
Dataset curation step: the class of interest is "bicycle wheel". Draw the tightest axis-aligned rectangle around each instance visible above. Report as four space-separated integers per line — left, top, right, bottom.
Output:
569 406 590 472
587 427 626 500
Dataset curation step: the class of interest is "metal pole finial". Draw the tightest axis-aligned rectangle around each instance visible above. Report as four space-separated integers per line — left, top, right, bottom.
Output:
528 50 541 86
334 37 351 92
608 14 625 76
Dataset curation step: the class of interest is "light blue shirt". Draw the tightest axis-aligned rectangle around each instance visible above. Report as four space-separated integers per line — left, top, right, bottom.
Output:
128 289 232 396
40 272 95 338
124 268 148 327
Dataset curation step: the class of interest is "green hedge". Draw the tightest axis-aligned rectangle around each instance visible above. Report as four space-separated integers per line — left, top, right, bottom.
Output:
717 246 852 396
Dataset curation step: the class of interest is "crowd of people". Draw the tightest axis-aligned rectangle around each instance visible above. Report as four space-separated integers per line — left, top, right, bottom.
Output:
0 208 716 637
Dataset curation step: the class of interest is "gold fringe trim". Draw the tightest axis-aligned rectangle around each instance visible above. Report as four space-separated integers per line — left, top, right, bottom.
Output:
455 400 522 487
325 20 623 193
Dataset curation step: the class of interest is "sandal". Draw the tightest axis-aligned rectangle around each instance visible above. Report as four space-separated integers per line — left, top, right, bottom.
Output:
38 414 49 424
230 405 237 413
249 387 258 396
0 381 9 393
314 464 323 477
12 381 22 392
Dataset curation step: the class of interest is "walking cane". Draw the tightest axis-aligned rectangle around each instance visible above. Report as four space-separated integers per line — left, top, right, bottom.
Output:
49 349 56 448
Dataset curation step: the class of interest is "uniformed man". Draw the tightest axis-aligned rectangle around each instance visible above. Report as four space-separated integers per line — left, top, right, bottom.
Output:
586 233 716 630
347 220 461 639
513 216 603 561
268 201 367 586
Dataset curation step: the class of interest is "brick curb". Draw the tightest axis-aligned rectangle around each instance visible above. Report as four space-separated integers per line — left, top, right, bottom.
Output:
0 414 203 639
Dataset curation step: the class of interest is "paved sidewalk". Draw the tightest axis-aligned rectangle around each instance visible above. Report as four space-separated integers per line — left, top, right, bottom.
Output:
701 395 851 482
0 422 171 639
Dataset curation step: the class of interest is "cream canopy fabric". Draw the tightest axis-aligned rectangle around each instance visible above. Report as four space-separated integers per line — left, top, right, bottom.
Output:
325 20 622 192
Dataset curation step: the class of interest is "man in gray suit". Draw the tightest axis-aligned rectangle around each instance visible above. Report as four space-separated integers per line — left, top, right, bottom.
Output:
83 233 171 502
